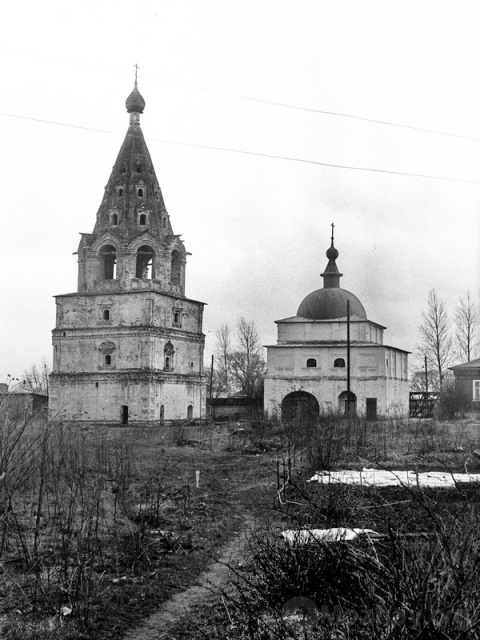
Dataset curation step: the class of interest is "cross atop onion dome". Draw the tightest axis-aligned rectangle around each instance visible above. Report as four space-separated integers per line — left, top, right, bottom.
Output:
125 64 145 115
321 223 342 288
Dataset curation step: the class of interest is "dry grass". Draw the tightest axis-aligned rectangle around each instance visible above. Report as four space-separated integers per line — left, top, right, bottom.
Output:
166 413 480 639
3 405 480 639
0 407 277 639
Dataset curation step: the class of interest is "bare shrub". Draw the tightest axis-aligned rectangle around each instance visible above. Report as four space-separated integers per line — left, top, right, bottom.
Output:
0 409 180 628
212 483 480 639
169 420 187 446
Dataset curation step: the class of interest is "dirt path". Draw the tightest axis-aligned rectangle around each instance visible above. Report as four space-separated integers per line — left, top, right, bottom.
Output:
124 513 255 640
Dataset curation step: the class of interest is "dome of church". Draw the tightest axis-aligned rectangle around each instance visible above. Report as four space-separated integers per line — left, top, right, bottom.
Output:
297 287 367 320
126 85 145 113
296 229 367 320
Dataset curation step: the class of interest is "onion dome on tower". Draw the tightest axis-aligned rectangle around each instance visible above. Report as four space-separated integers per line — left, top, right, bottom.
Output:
296 226 367 320
125 81 145 114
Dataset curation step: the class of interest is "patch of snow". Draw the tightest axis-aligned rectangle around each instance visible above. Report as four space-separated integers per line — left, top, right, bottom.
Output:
281 528 381 545
308 469 480 488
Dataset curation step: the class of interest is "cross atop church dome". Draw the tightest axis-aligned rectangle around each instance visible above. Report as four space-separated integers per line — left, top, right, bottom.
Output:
126 66 146 118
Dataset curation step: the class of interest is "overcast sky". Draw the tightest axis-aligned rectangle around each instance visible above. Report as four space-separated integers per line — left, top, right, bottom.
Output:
1 0 479 384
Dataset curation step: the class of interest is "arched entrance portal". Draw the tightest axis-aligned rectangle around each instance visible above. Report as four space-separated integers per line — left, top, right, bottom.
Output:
282 391 319 425
338 391 357 416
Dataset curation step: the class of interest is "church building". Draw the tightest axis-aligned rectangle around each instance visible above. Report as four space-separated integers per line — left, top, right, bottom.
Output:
49 80 207 424
264 230 409 420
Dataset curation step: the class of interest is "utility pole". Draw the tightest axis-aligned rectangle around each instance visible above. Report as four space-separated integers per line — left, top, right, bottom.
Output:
424 355 428 416
209 354 214 421
347 299 351 417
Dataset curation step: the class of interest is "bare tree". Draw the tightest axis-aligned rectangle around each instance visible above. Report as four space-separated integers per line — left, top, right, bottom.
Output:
417 289 452 390
454 291 479 363
17 358 51 395
409 368 441 393
214 322 232 395
229 318 266 398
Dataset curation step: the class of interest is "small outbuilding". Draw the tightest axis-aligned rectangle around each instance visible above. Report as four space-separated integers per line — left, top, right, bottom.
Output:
449 359 480 409
0 385 48 420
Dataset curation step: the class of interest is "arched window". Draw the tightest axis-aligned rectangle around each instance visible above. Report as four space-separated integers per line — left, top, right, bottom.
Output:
100 244 117 280
334 358 346 368
137 188 144 197
171 249 181 286
118 188 123 196
139 213 147 225
111 213 118 225
160 405 165 424
103 309 110 320
164 341 175 370
135 245 155 279
306 358 317 368
162 217 166 228
136 165 141 173
99 341 115 367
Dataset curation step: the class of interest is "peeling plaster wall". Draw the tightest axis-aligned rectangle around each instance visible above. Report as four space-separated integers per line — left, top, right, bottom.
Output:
50 289 206 423
49 375 205 423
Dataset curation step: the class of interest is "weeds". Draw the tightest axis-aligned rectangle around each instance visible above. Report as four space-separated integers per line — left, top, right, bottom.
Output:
206 479 480 639
0 404 193 634
183 414 480 639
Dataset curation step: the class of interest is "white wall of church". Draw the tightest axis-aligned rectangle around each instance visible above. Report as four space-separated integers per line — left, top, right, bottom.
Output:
264 375 409 418
277 320 384 345
53 334 203 375
49 377 205 423
55 292 203 333
265 341 409 418
51 289 206 423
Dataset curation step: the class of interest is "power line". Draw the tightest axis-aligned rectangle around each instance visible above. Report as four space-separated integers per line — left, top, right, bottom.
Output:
152 136 480 185
146 74 480 143
1 111 479 185
2 46 480 142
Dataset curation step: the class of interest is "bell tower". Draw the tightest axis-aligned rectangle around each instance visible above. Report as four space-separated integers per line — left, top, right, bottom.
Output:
49 79 207 424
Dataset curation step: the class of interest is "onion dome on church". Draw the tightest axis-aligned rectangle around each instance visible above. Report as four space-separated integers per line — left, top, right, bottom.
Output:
296 233 367 320
126 81 145 113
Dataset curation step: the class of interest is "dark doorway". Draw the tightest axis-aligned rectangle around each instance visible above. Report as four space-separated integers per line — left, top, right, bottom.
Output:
338 391 357 416
366 398 377 420
121 405 129 425
160 405 164 425
281 391 319 425
187 405 193 420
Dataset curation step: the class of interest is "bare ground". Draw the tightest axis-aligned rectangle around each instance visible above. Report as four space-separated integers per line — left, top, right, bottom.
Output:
124 511 256 640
